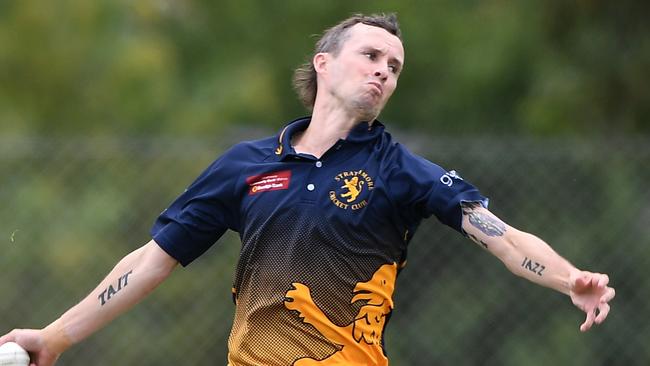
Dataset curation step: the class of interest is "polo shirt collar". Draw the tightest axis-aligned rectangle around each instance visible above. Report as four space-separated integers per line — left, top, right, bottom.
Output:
347 119 386 143
273 116 385 159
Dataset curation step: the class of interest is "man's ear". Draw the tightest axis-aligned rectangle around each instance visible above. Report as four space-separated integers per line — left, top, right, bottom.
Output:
313 52 328 74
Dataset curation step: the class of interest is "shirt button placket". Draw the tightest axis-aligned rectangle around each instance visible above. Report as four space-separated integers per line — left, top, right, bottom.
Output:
307 161 322 190
299 159 321 203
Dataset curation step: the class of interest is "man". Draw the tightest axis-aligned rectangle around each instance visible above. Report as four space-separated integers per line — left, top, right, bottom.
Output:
0 13 614 366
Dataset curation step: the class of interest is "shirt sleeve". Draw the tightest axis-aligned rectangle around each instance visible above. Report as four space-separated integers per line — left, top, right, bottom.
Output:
150 146 242 266
387 143 488 233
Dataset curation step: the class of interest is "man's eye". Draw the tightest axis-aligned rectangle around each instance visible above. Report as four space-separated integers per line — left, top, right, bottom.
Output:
364 52 376 60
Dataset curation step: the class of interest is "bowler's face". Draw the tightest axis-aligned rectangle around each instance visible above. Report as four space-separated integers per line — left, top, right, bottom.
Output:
324 23 404 120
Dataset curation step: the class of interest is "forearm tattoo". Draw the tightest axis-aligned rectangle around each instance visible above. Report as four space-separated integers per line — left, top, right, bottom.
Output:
98 270 133 306
521 257 546 276
461 202 507 248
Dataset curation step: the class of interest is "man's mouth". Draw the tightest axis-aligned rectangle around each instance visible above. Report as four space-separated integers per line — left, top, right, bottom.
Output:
367 81 383 95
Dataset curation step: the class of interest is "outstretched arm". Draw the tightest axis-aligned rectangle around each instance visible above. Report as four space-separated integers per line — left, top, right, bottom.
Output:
0 239 178 366
460 202 615 332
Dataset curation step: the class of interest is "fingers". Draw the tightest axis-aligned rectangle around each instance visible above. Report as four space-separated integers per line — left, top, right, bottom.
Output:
595 303 610 325
580 288 615 332
597 274 609 288
583 272 607 288
574 272 598 291
595 287 615 326
0 330 17 345
580 308 596 332
572 270 614 332
601 286 616 303
588 273 608 289
573 272 610 294
574 273 589 289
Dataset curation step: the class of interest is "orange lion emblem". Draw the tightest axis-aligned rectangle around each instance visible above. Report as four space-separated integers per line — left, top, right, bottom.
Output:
284 263 397 365
340 176 364 203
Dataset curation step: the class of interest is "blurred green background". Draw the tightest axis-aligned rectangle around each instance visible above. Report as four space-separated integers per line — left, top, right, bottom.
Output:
2 0 648 137
1 1 648 365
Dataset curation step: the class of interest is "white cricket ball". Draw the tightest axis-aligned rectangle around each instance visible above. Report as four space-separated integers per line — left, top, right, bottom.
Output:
0 342 30 366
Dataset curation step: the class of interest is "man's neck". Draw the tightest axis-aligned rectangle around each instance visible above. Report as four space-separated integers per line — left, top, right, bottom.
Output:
292 103 374 159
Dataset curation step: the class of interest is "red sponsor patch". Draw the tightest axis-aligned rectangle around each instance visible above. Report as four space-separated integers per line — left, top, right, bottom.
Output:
246 170 292 195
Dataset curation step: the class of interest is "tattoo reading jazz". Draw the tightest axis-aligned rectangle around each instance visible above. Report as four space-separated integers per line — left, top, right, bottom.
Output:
98 270 133 306
521 257 545 276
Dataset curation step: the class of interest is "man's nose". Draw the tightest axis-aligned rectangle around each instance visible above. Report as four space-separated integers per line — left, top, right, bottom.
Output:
374 66 388 81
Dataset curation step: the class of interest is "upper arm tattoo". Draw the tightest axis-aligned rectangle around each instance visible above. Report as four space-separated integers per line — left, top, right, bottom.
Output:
461 202 507 242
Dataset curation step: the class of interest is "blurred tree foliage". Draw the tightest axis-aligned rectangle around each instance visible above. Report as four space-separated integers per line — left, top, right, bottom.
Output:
0 0 648 137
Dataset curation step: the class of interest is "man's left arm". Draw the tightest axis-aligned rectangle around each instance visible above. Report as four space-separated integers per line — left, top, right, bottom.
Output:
459 202 615 332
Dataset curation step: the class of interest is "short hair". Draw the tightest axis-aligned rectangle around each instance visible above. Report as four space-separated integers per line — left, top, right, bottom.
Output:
292 13 402 110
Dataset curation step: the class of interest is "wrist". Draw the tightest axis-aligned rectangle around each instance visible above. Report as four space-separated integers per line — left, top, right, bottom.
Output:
565 267 583 294
41 318 73 354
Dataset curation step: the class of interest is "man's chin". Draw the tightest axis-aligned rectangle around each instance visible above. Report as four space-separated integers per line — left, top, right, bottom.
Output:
352 100 383 122
355 109 380 123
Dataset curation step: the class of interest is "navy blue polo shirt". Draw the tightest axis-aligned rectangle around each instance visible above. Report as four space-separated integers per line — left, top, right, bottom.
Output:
151 117 487 366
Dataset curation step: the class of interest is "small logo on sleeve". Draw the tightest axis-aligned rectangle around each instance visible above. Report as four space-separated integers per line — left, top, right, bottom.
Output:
440 169 463 187
246 170 292 195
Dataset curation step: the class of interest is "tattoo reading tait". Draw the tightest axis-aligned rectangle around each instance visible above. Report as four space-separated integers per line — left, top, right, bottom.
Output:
98 270 133 306
521 257 546 276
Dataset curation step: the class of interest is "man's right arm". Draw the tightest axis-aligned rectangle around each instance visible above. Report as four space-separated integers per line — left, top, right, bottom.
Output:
0 239 178 366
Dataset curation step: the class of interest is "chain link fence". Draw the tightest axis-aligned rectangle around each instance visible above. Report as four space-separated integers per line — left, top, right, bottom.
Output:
1 130 648 365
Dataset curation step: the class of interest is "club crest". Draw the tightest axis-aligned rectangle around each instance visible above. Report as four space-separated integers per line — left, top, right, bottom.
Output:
329 170 374 210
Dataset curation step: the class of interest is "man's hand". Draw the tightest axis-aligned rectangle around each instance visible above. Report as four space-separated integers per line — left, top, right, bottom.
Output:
569 271 616 332
0 329 60 366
